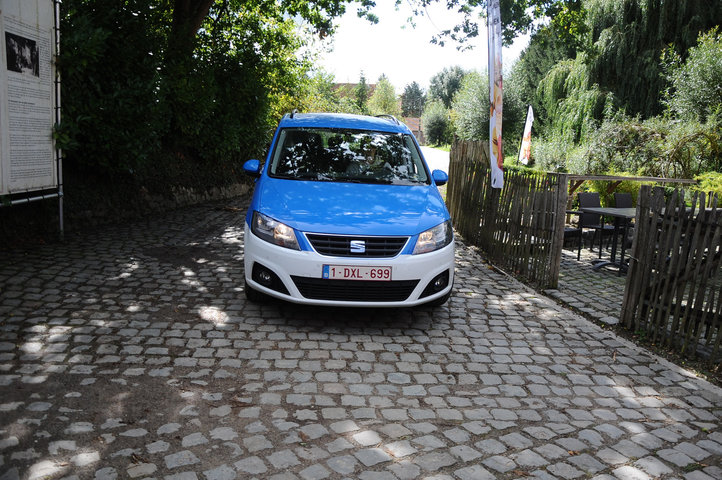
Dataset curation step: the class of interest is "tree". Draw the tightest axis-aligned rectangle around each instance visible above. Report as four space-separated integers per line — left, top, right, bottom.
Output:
451 71 488 141
664 27 722 122
584 0 722 118
507 27 576 131
354 71 370 114
401 82 426 117
422 100 450 146
299 70 342 113
58 0 322 184
429 66 466 109
368 75 401 116
404 0 587 47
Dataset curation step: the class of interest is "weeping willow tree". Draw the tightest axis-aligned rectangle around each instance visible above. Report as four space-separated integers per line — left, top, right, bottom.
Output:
532 0 721 163
537 58 615 144
585 0 721 118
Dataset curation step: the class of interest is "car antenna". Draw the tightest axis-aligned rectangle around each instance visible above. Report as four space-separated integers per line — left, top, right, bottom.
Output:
375 114 400 125
290 109 298 118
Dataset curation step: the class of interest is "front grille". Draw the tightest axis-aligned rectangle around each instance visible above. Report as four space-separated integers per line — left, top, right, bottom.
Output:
292 277 419 302
305 234 409 258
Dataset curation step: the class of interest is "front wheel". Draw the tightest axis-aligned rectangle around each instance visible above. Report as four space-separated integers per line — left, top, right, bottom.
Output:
424 290 451 307
244 281 268 303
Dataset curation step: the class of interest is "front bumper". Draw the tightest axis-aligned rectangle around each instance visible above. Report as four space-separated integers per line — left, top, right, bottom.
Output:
243 224 454 307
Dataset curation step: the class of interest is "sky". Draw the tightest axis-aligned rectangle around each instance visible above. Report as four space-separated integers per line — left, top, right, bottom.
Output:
317 2 530 93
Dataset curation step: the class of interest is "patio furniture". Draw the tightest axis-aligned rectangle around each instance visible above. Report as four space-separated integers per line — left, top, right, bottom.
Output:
563 211 583 260
578 192 615 258
580 206 637 273
614 192 635 250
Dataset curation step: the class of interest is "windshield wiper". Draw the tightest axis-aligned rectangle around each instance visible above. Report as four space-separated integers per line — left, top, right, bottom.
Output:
273 172 322 180
334 176 365 183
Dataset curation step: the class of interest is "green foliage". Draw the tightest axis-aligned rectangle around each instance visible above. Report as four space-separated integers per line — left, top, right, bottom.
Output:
507 27 577 136
532 133 583 173
536 56 615 143
406 1 588 48
422 100 451 146
450 71 488 141
354 72 370 114
524 0 721 168
576 115 666 175
57 0 166 174
587 170 648 207
502 64 531 147
299 70 344 113
368 75 401 116
401 82 426 117
585 0 722 119
664 27 722 122
561 112 721 178
56 0 327 189
692 171 722 199
429 66 466 109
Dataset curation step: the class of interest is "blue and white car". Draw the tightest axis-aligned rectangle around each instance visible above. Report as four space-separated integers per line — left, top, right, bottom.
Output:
242 112 454 307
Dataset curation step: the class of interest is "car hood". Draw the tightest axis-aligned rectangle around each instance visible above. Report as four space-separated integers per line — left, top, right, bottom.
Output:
254 178 449 236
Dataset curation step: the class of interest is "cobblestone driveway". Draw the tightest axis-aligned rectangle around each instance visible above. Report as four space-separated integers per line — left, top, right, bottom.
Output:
1 197 721 480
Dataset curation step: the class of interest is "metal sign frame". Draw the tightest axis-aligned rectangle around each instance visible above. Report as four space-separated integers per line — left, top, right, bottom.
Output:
0 0 63 239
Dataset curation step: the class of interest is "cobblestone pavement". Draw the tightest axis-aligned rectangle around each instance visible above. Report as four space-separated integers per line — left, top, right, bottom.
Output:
546 248 627 325
1 197 721 480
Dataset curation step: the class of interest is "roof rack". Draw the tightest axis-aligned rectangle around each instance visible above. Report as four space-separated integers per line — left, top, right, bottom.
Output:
289 109 299 118
375 114 400 125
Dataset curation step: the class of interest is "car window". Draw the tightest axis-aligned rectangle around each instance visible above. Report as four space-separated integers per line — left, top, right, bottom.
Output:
269 128 429 185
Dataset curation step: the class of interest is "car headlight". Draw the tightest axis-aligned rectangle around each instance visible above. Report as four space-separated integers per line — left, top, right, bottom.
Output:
251 212 300 250
413 220 453 254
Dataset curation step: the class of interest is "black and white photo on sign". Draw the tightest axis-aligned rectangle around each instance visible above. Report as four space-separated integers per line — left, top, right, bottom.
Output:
5 32 39 77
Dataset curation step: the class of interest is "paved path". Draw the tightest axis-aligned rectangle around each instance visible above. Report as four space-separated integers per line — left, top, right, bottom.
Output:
420 146 449 174
547 248 627 325
1 197 721 480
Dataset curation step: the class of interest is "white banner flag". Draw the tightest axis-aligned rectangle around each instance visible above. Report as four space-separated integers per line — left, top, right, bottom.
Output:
518 105 534 165
487 0 503 188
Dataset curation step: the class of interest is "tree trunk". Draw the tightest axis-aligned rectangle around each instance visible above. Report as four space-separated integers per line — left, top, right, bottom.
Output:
169 0 214 60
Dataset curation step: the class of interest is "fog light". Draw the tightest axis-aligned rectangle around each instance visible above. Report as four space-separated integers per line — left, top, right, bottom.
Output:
251 262 289 295
258 270 273 286
433 275 448 290
420 270 451 299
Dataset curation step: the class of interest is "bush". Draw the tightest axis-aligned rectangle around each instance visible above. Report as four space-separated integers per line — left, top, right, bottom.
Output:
422 100 451 146
576 113 721 178
587 171 650 207
451 71 488 141
531 133 583 173
57 0 308 193
664 27 722 122
57 1 166 175
692 172 722 199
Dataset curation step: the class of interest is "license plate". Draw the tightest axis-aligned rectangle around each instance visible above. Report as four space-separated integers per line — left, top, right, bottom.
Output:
322 265 392 281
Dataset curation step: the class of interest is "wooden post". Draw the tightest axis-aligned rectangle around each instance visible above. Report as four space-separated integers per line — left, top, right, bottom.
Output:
620 185 650 328
548 173 569 289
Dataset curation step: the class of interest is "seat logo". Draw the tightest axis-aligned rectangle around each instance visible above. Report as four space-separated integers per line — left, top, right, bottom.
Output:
350 240 366 253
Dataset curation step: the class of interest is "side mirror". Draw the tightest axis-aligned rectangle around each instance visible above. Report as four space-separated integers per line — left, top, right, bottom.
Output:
432 169 448 186
243 159 261 177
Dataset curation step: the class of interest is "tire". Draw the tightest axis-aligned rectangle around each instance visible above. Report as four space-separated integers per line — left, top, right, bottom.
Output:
425 290 451 307
244 281 268 303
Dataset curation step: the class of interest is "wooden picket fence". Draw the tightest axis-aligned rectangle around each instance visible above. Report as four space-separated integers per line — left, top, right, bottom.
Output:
621 186 722 361
447 139 567 289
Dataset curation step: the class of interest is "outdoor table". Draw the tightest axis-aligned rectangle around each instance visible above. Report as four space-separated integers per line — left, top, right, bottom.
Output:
580 206 636 273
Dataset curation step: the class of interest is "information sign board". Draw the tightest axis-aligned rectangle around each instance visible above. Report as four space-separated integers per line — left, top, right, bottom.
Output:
0 0 57 196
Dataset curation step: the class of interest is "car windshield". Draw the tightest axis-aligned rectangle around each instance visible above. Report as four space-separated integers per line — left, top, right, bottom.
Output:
269 128 430 185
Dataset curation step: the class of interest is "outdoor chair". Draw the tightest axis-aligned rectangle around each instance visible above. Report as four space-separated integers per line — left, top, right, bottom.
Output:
563 210 583 260
564 223 583 260
614 192 633 208
578 192 615 258
614 192 635 248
